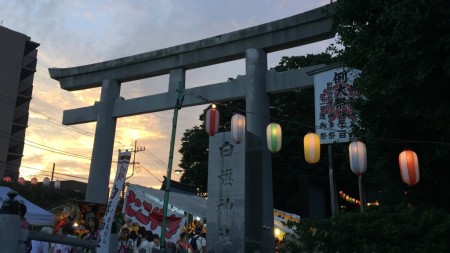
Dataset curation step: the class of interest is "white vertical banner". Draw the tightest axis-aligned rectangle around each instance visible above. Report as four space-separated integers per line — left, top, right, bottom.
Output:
96 150 132 253
122 184 187 243
314 67 360 144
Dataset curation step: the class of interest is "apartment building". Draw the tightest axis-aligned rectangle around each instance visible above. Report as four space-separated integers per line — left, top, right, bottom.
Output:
0 26 39 180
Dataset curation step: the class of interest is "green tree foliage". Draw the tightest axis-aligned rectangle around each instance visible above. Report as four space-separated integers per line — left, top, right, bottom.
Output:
331 0 450 210
283 205 450 253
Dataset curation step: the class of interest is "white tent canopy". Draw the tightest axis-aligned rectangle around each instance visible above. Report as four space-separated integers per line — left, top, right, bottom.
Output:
0 186 55 226
128 184 207 219
127 184 297 234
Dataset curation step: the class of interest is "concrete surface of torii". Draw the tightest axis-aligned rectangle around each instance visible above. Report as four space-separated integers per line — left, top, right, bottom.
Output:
49 3 336 252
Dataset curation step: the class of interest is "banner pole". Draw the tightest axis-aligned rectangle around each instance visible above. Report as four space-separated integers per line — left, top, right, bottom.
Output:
96 150 131 253
160 82 183 253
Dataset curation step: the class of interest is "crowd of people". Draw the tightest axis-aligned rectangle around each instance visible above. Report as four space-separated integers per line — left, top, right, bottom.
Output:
117 217 206 253
22 206 206 253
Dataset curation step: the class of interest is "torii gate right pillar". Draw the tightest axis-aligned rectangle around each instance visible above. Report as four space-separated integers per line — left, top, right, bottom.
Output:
245 48 274 252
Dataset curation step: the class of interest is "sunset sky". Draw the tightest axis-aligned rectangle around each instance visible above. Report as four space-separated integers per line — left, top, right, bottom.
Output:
0 0 334 189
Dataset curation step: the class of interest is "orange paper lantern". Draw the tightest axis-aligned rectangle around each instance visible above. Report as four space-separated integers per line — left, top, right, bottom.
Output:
399 150 420 186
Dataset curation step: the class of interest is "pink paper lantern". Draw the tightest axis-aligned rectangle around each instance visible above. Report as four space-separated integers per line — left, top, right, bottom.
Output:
18 177 25 185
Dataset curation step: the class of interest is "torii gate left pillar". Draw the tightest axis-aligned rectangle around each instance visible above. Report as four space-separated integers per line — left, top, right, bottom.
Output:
86 79 120 203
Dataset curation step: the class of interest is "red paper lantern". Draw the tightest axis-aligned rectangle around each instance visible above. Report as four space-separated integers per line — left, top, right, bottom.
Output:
3 176 12 183
399 150 420 186
205 105 219 136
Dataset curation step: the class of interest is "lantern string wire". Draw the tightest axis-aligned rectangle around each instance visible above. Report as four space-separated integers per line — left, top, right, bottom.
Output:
181 90 450 146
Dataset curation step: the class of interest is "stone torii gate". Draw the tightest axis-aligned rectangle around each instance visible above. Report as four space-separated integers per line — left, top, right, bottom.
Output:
49 4 336 252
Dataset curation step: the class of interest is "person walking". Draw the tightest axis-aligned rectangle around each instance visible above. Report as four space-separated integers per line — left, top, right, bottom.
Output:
148 234 160 253
133 228 153 253
118 227 134 253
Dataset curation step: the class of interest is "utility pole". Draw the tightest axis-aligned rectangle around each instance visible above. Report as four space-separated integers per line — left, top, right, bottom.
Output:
51 163 55 182
121 140 145 199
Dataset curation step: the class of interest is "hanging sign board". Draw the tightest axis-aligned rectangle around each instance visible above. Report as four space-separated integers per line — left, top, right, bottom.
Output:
314 67 360 144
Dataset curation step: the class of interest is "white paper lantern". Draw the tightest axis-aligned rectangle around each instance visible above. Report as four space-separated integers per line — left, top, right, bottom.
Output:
231 113 245 144
43 177 50 187
54 180 61 189
349 141 367 175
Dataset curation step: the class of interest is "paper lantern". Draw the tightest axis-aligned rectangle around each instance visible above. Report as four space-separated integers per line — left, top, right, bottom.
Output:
43 177 50 187
266 123 282 152
3 176 11 183
349 141 367 175
18 177 25 185
54 180 61 189
304 132 320 164
30 177 38 185
231 113 245 144
399 150 420 186
205 105 219 136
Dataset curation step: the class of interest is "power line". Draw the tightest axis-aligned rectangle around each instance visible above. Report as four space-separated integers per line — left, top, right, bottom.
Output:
138 164 163 183
142 150 168 168
0 94 94 137
0 130 92 160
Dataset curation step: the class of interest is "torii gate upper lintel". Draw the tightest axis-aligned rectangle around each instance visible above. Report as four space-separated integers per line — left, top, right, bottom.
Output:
49 4 336 253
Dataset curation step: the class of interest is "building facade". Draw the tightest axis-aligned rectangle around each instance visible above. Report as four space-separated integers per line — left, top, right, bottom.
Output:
0 26 39 180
